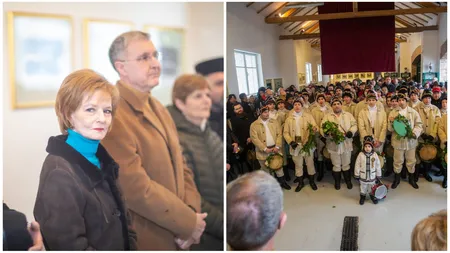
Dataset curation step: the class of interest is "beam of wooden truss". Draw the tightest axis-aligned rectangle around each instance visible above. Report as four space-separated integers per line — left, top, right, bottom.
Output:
353 2 358 12
303 22 319 34
257 2 274 14
400 15 427 26
291 9 318 33
410 2 435 18
396 2 431 22
396 17 414 27
415 2 439 15
266 6 447 23
246 2 254 8
265 2 289 18
279 8 303 26
279 25 439 40
284 7 316 29
395 38 407 43
289 23 302 32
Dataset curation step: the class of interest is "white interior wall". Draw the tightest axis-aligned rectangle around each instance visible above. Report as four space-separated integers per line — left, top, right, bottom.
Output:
227 2 280 95
3 2 223 221
399 41 411 72
438 13 447 48
422 30 440 73
295 40 322 85
278 40 298 88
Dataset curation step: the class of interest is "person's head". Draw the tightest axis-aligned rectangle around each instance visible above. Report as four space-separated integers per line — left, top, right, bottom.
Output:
287 95 294 105
359 82 365 91
266 100 276 111
293 98 303 113
390 96 399 108
352 80 358 86
301 91 309 102
442 97 447 110
249 95 256 103
276 100 285 110
239 93 248 102
325 92 332 102
109 31 161 93
367 95 377 108
397 94 408 108
385 77 392 84
433 87 442 100
233 103 244 116
410 92 418 102
228 94 237 104
266 89 274 97
316 93 325 105
411 209 447 251
278 88 286 96
382 85 388 94
55 69 119 140
195 57 224 105
393 78 399 85
260 107 270 120
421 89 433 105
342 91 353 104
258 87 267 98
363 135 374 153
172 74 212 123
331 98 342 114
335 87 343 96
227 171 287 251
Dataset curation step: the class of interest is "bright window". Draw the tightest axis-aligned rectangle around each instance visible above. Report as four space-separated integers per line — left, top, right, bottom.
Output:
234 50 262 95
306 62 312 84
318 64 322 82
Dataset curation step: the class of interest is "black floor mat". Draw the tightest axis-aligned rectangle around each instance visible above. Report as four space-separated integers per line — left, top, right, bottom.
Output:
340 216 359 251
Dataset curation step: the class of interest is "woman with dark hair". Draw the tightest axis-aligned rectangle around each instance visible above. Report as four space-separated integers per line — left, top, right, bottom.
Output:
255 87 267 115
227 94 237 119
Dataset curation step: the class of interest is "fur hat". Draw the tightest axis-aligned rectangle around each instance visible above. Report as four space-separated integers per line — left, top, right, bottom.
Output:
366 93 377 101
315 92 325 101
260 106 269 113
293 97 303 105
276 98 285 105
331 97 343 105
397 93 408 101
421 89 433 100
363 135 374 149
265 98 276 105
342 91 353 99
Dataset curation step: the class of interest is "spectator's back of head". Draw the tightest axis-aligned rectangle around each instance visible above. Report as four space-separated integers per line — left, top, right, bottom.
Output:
227 171 286 250
411 209 447 251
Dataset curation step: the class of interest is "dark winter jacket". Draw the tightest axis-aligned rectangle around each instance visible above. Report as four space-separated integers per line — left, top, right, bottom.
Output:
33 135 137 250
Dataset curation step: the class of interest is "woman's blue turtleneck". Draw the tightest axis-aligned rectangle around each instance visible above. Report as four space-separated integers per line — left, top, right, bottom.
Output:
66 128 101 169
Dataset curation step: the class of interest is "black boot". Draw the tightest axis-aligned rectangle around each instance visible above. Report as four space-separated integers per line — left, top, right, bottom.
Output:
309 175 318 191
423 163 432 182
414 164 420 182
370 195 379 204
391 173 401 189
283 166 291 182
443 169 447 188
317 161 324 182
277 176 291 190
295 176 304 192
333 171 341 190
401 166 407 179
343 170 353 189
408 172 419 189
384 157 393 177
359 194 365 205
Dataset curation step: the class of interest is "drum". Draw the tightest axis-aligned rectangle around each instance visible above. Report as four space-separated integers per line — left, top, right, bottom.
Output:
393 119 407 137
266 153 283 170
371 180 388 200
419 143 438 163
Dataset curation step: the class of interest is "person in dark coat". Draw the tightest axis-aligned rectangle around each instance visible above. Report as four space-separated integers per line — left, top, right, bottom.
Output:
33 69 137 250
239 93 253 115
255 87 267 114
196 57 224 140
226 94 237 119
167 74 223 251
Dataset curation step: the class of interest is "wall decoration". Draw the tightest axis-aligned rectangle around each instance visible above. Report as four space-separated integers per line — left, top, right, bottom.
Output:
7 11 73 109
298 73 306 84
336 74 341 79
360 73 366 78
273 78 283 91
354 73 359 79
265 79 273 89
342 74 348 79
348 74 354 79
366 73 373 78
84 19 134 84
143 25 185 105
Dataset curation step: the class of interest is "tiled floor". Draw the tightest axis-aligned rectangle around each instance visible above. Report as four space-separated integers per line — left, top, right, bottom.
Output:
274 170 447 251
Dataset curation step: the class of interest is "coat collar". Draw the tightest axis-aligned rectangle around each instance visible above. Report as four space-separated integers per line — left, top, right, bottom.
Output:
116 80 150 113
46 135 119 188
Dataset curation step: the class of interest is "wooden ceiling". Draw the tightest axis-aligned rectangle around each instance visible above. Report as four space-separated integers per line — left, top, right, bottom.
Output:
245 2 447 49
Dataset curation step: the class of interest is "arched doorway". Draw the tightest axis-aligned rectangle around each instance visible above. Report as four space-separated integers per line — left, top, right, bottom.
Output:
412 54 421 82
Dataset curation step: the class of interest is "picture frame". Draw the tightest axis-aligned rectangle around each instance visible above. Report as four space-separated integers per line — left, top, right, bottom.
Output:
83 19 134 84
354 73 359 79
298 73 306 84
336 74 341 79
144 25 185 105
367 73 373 78
348 73 354 79
273 78 283 91
342 74 348 79
7 11 74 109
265 78 273 89
360 73 366 78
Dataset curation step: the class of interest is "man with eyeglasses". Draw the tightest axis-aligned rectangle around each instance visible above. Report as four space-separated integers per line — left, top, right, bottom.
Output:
102 31 206 250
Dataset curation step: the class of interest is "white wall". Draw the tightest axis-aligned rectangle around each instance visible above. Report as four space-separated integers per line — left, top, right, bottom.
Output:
422 30 439 73
294 40 322 85
3 2 223 221
399 41 411 72
227 2 280 95
438 13 447 48
278 40 298 88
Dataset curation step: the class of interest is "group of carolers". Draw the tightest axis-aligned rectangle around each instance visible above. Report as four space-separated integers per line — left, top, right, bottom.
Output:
233 81 447 200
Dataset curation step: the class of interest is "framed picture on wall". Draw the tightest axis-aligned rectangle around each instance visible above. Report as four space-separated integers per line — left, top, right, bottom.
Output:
273 78 283 91
360 73 366 78
342 74 348 79
298 73 306 84
348 73 354 79
7 11 74 109
265 79 273 89
354 73 359 79
144 25 185 105
367 73 373 78
336 74 341 79
84 19 134 84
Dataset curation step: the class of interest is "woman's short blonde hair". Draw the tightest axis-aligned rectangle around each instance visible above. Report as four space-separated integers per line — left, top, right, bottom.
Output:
411 209 447 251
55 69 120 134
172 74 210 106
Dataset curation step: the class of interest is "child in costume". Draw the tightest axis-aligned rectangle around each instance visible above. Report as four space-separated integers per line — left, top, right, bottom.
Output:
354 136 382 205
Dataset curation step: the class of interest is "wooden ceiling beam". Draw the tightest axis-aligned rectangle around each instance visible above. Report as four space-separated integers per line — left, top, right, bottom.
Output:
396 17 414 27
246 2 255 8
280 25 439 40
411 2 437 16
290 9 318 33
265 2 289 18
304 22 319 34
396 2 432 22
257 2 274 14
395 37 407 43
265 6 447 23
289 23 302 32
279 8 304 26
284 7 316 29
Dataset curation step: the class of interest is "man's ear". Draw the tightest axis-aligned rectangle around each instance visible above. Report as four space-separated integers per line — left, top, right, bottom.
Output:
278 211 287 230
114 61 126 77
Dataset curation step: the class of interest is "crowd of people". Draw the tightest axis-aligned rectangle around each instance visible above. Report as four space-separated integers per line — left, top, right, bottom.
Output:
5 31 224 251
226 77 447 198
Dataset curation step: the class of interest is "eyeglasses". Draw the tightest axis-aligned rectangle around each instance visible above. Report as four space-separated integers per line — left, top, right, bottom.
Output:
118 51 160 64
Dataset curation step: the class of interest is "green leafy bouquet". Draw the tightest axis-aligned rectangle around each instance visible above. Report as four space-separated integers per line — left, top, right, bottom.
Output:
301 123 316 155
322 121 345 145
394 114 414 140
